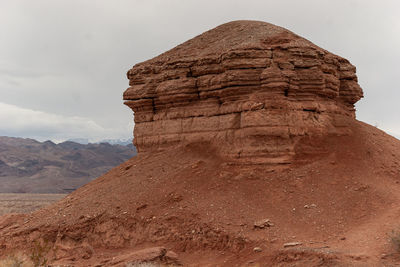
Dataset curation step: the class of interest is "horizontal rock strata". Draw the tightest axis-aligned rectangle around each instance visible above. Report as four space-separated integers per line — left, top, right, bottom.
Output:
123 20 363 164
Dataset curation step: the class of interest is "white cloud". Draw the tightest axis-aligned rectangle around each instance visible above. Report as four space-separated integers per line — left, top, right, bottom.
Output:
0 102 132 143
379 124 400 141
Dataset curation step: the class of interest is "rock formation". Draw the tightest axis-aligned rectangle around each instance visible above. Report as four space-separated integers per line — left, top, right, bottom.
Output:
124 20 363 164
3 20 400 267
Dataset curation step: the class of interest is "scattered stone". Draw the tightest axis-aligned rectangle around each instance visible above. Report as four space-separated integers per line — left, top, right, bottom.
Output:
136 204 148 211
253 247 262 252
125 164 132 171
283 242 302 248
164 250 181 265
254 219 274 229
340 237 346 240
112 247 167 265
304 204 317 209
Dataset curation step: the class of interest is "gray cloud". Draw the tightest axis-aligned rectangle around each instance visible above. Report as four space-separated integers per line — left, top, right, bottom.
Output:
0 102 133 142
0 0 399 141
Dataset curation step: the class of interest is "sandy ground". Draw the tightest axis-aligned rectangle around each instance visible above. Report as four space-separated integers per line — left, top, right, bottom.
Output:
0 193 66 216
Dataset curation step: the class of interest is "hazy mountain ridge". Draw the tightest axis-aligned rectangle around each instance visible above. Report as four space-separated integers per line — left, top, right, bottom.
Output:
66 138 132 146
0 136 136 193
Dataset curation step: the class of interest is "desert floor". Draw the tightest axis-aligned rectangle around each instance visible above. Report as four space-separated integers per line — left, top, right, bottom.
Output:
0 193 66 216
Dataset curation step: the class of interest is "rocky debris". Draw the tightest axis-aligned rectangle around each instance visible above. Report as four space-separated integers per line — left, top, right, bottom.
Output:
53 241 94 261
283 242 303 248
124 20 363 165
109 246 181 266
164 250 181 265
304 204 317 209
254 218 274 229
253 247 262 252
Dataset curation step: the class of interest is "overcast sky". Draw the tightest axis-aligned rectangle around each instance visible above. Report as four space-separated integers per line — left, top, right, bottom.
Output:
0 0 399 142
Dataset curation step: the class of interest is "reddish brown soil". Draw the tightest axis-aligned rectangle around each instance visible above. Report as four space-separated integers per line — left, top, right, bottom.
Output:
1 121 400 266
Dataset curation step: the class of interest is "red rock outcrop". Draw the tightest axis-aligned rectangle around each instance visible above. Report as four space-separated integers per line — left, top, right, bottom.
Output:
124 20 363 164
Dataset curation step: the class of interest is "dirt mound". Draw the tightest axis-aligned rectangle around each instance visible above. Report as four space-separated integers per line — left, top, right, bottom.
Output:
1 21 400 266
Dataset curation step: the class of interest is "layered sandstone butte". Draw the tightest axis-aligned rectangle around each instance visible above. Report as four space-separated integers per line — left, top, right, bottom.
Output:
3 20 400 267
124 20 363 164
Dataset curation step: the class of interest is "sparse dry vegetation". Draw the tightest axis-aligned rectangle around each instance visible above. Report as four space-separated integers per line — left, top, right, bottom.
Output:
0 241 50 267
29 240 50 267
125 263 179 267
390 229 400 253
0 254 32 267
126 263 163 267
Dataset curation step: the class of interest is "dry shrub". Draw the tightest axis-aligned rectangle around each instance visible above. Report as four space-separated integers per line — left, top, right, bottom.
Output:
29 240 50 267
0 253 33 267
390 230 400 253
126 263 163 267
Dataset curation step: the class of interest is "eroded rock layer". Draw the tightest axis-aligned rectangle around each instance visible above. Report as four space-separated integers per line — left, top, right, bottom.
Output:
123 20 363 164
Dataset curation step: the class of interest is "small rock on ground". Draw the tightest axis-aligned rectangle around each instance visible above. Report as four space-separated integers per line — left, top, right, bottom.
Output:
253 247 262 252
254 219 274 229
283 242 302 248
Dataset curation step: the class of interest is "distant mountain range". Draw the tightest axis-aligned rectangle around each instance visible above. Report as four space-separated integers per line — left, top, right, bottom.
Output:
0 136 136 193
66 138 132 146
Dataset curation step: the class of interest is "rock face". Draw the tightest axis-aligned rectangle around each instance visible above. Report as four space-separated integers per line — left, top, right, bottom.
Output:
123 20 363 164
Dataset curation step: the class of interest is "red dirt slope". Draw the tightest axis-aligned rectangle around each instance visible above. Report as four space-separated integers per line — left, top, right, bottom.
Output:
1 120 400 266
